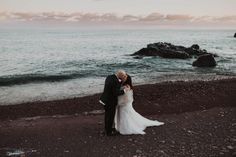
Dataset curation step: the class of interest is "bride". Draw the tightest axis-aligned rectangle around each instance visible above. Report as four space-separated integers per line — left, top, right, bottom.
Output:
114 74 164 135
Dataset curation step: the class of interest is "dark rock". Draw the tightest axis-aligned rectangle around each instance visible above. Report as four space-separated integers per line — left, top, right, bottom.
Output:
132 47 159 56
212 53 219 57
133 42 190 59
156 49 190 59
132 42 214 59
191 44 200 50
185 47 209 56
234 33 236 38
133 56 143 59
192 54 217 67
185 48 203 56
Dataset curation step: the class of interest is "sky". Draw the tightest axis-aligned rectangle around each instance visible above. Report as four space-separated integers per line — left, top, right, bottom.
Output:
0 0 236 28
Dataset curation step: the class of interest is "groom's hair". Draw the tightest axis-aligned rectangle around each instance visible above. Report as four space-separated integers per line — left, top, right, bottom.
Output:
116 70 126 76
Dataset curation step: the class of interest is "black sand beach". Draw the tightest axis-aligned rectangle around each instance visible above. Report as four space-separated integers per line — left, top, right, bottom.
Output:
0 78 236 156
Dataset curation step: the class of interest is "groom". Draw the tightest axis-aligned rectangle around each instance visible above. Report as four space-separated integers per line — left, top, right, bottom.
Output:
100 70 130 136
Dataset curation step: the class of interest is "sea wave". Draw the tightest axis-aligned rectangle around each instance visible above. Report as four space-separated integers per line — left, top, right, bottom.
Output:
0 73 89 86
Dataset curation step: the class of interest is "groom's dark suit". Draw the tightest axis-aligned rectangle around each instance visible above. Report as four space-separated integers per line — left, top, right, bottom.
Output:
100 74 125 135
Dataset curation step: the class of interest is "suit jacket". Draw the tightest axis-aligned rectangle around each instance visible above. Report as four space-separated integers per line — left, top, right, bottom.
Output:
100 74 125 106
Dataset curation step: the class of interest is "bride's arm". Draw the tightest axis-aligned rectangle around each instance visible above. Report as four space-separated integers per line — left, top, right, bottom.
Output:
118 88 133 106
114 83 125 96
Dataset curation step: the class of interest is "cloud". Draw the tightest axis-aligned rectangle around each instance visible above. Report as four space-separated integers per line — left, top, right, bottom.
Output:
121 15 139 22
139 13 164 22
213 16 236 22
165 14 193 21
0 11 236 26
0 12 13 20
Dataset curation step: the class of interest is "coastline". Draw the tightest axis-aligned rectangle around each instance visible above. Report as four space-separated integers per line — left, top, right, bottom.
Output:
1 74 236 106
0 78 235 120
0 78 235 157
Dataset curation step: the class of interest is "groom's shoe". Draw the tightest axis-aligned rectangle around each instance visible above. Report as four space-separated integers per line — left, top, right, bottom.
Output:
106 133 114 136
111 129 121 136
107 132 120 136
105 130 120 136
106 132 115 136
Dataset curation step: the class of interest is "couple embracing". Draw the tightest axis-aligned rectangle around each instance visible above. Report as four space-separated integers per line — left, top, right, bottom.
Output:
100 70 164 136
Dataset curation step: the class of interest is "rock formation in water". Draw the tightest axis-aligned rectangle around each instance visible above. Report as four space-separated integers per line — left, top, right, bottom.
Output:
131 42 218 67
131 42 217 59
192 54 217 67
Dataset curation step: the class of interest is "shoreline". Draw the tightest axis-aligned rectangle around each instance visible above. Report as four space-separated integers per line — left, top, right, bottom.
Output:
1 74 236 106
0 78 235 120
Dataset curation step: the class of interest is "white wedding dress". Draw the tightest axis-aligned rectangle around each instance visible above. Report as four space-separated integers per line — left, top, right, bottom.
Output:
114 89 164 135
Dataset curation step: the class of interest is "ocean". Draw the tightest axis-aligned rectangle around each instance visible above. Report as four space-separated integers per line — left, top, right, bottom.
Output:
0 28 236 105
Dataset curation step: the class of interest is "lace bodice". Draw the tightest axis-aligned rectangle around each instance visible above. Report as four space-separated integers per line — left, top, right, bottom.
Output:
118 89 133 106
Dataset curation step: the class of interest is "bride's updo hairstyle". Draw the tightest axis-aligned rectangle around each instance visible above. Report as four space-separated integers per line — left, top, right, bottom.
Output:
123 74 133 90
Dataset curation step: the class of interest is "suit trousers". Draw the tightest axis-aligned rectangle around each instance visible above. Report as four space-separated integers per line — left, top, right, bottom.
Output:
104 103 116 134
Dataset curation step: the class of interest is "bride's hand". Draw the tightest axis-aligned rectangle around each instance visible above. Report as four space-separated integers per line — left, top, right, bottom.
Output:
125 85 131 90
124 85 130 93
